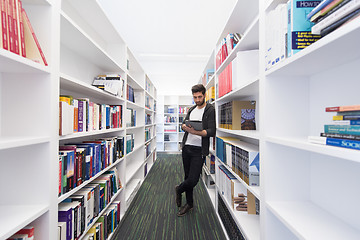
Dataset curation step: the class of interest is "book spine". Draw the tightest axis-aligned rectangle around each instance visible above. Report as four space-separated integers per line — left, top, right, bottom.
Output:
321 132 360 140
1 0 8 50
324 124 360 135
22 8 48 65
326 137 360 150
17 0 24 56
11 0 18 54
78 100 83 132
312 0 360 34
6 0 14 53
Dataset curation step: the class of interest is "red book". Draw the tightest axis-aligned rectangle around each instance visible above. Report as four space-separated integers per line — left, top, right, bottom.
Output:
16 0 24 56
15 226 35 238
326 105 360 112
6 0 15 53
1 0 8 50
11 0 19 54
59 157 62 196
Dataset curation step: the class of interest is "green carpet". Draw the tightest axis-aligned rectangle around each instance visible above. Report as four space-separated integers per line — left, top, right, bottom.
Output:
113 153 226 240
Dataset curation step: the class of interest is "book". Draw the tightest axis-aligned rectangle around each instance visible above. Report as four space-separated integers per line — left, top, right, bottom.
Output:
307 0 334 20
320 8 360 36
6 0 15 53
1 0 8 50
15 226 34 240
324 124 360 135
310 0 346 22
311 0 360 34
58 222 67 240
22 7 47 65
16 0 25 57
309 135 360 150
326 104 360 112
11 0 19 54
321 132 360 140
287 0 322 57
312 0 351 23
219 100 256 130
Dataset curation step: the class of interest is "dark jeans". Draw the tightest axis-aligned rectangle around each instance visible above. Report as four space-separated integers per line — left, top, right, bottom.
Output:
178 145 205 207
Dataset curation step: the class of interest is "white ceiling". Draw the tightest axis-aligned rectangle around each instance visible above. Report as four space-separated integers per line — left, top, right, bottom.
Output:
99 0 237 95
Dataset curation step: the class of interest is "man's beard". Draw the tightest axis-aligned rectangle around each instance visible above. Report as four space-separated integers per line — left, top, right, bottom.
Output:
196 99 205 106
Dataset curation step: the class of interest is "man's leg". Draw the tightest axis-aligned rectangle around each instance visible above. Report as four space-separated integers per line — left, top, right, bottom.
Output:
184 148 203 207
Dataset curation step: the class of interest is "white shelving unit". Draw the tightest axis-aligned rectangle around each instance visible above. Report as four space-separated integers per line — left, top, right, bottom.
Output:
260 0 360 239
198 0 260 239
200 0 360 239
156 95 194 152
0 0 157 239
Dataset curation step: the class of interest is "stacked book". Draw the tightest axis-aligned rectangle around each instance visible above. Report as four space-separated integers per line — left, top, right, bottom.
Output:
309 0 360 36
308 104 360 150
92 74 125 97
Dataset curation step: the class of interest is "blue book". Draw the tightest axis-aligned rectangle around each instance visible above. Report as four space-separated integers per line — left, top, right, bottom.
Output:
287 0 322 57
326 137 360 150
324 125 360 135
58 205 73 240
307 0 334 19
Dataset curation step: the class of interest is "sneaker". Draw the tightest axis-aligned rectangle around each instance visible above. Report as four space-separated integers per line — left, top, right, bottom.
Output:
175 185 182 207
177 204 193 217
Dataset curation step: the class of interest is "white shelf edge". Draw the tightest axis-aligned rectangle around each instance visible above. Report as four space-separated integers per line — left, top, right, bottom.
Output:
60 73 126 101
266 136 360 164
216 128 260 140
125 178 142 202
215 77 259 103
0 48 50 73
0 136 50 150
126 100 144 109
59 128 125 141
0 204 49 240
266 201 360 240
58 157 125 203
126 125 145 130
125 143 145 158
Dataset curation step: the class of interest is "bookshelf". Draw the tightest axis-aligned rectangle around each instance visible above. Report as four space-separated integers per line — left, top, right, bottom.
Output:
0 0 157 239
156 95 194 152
200 0 360 239
199 0 260 239
261 0 360 239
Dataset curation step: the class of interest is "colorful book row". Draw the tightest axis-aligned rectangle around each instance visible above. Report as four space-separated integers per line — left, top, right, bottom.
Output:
59 95 122 136
216 137 259 186
58 168 121 240
59 136 124 196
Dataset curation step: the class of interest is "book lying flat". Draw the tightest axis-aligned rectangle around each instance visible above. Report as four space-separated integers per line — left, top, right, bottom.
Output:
185 120 203 131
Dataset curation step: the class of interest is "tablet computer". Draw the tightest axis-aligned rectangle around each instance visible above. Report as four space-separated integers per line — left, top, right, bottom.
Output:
185 120 203 131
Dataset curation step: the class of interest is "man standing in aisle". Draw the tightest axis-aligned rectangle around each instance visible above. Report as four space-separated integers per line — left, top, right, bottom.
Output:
175 84 216 216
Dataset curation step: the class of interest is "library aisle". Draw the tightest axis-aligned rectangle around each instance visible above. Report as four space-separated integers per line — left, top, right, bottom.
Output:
112 153 226 240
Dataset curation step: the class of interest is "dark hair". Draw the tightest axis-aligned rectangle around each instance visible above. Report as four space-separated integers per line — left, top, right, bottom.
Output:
191 84 206 95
